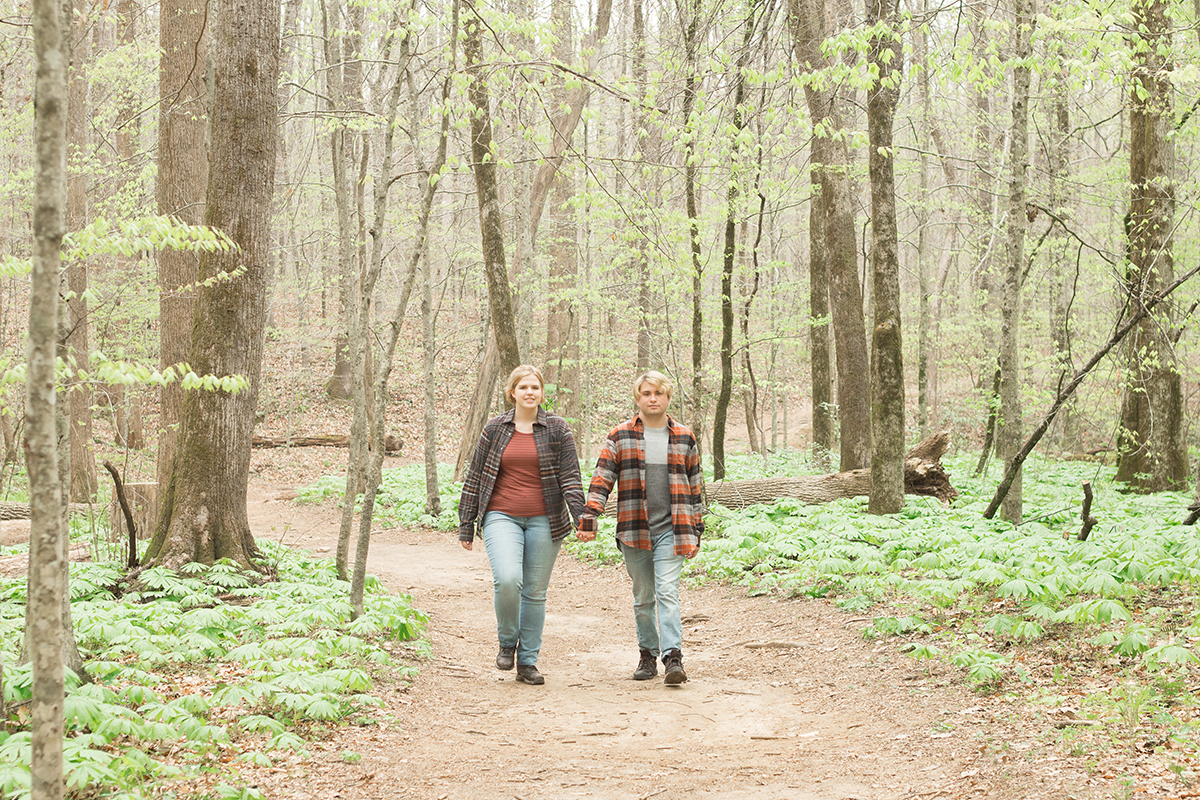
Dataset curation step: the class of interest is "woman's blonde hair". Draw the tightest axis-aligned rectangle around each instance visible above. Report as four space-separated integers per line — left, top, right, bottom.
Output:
633 370 673 401
505 364 545 404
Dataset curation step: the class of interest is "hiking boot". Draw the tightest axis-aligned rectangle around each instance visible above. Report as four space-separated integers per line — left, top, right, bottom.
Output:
663 649 688 685
633 648 658 681
496 645 516 671
515 664 545 685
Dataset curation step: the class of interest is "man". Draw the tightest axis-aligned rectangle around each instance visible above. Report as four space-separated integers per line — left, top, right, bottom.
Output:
578 371 704 685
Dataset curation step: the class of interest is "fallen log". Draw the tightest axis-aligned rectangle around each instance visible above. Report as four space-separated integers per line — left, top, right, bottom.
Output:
0 501 93 521
252 433 403 452
602 431 956 514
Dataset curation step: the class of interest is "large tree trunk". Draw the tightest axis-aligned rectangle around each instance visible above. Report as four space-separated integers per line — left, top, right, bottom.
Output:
156 0 209 493
27 0 68 792
1114 0 1185 492
146 0 280 570
866 0 904 515
789 0 871 472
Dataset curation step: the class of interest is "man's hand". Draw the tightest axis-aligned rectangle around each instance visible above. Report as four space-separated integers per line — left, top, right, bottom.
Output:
577 516 598 543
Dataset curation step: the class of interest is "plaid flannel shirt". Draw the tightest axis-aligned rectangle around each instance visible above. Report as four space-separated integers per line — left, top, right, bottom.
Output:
581 414 704 556
458 408 585 543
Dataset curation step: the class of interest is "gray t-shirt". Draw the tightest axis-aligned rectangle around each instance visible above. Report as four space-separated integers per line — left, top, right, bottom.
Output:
643 425 673 538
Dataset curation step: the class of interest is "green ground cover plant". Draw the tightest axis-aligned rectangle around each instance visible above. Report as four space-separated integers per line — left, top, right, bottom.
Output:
0 541 427 799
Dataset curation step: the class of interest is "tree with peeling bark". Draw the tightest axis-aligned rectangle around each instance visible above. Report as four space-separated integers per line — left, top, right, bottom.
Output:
146 0 280 570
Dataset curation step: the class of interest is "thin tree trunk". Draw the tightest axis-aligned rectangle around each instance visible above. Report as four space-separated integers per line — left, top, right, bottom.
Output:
65 0 95 502
350 0 455 616
808 164 833 470
463 1 519 377
713 0 757 480
996 0 1034 523
677 0 705 446
27 0 68 791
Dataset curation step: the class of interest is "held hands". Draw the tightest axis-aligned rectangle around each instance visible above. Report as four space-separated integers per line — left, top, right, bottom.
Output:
576 516 598 543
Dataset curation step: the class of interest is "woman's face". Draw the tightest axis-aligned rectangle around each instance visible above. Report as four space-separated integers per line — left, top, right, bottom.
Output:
511 375 544 410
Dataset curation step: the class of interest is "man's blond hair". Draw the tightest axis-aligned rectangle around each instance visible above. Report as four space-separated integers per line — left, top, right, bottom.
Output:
505 364 545 404
633 370 673 401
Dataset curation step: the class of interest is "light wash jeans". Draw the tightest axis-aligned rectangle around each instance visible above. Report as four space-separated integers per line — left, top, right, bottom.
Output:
481 511 562 666
620 529 686 659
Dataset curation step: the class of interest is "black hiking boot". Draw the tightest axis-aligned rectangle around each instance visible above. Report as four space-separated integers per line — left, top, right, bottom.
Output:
515 664 545 685
496 645 516 671
663 649 688 685
633 649 658 681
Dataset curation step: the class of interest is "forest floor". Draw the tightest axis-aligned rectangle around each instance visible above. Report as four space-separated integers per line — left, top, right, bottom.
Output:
213 447 1141 800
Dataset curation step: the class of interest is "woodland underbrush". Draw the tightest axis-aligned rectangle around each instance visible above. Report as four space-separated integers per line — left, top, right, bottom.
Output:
0 541 427 800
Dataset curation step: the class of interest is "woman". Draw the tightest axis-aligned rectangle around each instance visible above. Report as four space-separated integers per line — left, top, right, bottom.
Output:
458 365 585 685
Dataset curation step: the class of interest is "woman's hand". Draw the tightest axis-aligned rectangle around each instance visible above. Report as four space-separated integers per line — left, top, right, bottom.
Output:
461 540 473 551
576 517 597 542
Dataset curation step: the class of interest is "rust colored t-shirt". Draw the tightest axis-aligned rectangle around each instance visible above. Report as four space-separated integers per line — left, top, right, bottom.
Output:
485 431 547 517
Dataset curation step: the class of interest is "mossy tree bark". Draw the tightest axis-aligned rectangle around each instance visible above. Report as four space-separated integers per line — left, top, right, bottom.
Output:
145 0 280 570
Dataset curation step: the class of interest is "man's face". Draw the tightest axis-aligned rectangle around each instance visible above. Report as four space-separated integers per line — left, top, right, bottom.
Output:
635 382 670 421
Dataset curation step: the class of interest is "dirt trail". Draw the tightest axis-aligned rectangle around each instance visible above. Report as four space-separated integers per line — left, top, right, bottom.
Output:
244 487 1104 800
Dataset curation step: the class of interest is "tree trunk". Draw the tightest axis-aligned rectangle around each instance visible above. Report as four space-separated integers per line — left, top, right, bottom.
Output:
1115 0 1185 492
544 0 582 428
808 164 833 470
679 0 705 447
713 0 758 480
65 0 95 502
866 0 905 515
146 0 280 570
1047 62 1081 454
27 0 68 791
463 1 519 377
789 0 871 472
156 0 209 493
350 2 455 616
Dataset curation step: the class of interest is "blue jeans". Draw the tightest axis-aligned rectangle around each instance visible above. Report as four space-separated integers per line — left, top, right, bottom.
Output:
481 511 562 666
620 530 686 658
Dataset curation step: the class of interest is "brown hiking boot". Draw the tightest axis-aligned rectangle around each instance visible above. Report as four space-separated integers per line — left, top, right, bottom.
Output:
663 649 688 685
633 649 658 681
